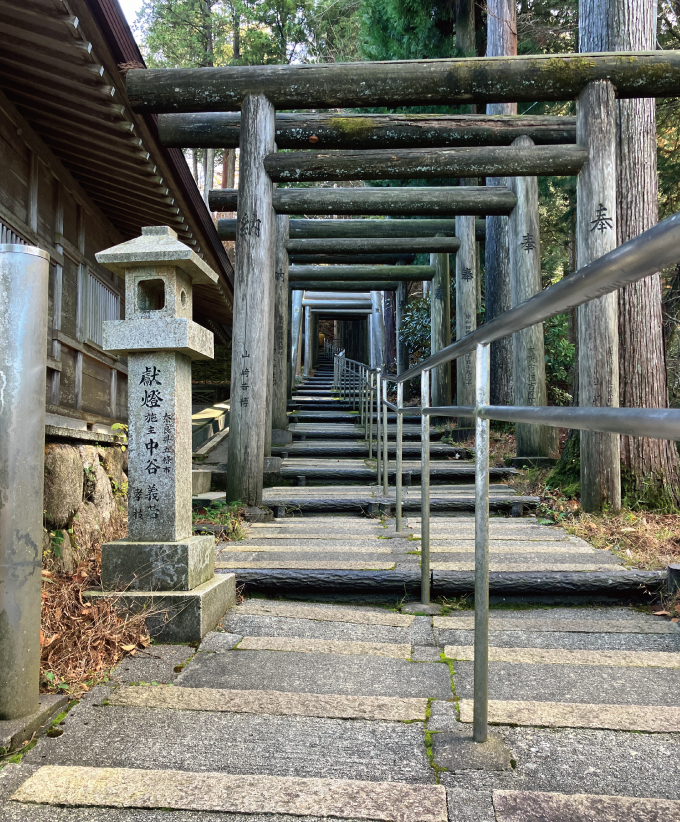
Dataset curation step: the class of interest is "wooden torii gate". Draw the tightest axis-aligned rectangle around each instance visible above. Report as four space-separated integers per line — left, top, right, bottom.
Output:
128 51 680 511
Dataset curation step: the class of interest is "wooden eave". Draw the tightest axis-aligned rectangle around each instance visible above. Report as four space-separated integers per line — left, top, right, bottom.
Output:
0 0 233 326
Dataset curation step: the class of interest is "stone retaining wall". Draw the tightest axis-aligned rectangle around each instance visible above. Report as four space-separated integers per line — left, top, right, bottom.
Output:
43 442 128 575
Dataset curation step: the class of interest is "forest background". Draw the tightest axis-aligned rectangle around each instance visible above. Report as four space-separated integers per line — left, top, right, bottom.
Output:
132 0 680 517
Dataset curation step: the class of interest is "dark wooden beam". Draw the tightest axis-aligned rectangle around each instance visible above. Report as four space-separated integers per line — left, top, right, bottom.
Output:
291 281 402 291
128 52 680 112
289 265 435 281
265 145 586 183
218 217 486 241
209 186 516 216
289 254 418 265
157 112 577 149
287 237 461 254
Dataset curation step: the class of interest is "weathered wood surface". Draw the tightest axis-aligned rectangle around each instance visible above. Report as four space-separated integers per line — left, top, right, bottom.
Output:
289 289 303 392
486 0 517 409
303 306 312 377
264 145 587 183
272 214 290 431
507 136 550 458
227 95 276 506
209 186 517 216
290 265 434 281
455 216 477 424
370 291 386 369
289 254 418 265
396 282 408 375
286 237 461 254
576 80 621 513
158 112 577 149
128 52 680 112
430 252 452 408
219 217 486 241
291 281 402 292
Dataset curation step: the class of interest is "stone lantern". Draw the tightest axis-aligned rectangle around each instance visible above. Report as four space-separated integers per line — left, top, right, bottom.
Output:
94 226 234 641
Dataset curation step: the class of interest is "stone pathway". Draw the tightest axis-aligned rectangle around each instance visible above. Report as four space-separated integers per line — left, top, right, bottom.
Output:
3 598 679 820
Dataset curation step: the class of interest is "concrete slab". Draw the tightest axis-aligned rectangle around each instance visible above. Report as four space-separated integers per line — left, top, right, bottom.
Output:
217 561 396 570
11 766 447 822
435 629 680 653
444 645 680 668
175 650 453 698
0 696 68 755
21 708 435 784
434 616 680 634
110 645 195 685
226 543 394 552
109 685 428 721
433 562 617 571
458 698 680 733
197 632 242 652
492 790 680 822
238 636 411 658
431 731 512 771
452 661 680 705
235 602 413 627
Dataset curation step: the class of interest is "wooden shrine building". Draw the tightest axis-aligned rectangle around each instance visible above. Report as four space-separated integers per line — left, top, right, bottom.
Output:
0 0 233 440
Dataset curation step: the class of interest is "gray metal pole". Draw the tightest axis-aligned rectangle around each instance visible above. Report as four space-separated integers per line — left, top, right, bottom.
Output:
0 245 49 720
473 343 491 743
382 378 389 496
420 368 431 605
369 372 375 458
396 383 404 531
304 306 312 378
375 370 382 484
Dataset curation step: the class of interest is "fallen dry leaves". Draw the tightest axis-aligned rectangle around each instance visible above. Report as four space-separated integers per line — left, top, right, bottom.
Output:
40 507 151 697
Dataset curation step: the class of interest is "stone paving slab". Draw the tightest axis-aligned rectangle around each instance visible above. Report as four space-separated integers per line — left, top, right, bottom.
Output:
222 616 427 646
435 629 680 653
458 698 680 733
224 542 394 552
234 602 414 627
492 790 680 822
22 706 434 784
427 542 596 553
435 616 680 634
175 650 453 698
238 636 411 658
216 560 397 570
452 661 680 705
11 766 447 822
444 645 680 668
110 645 195 685
110 685 428 721
433 562 616 571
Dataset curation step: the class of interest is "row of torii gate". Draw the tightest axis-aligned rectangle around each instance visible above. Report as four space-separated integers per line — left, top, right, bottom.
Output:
125 48 680 510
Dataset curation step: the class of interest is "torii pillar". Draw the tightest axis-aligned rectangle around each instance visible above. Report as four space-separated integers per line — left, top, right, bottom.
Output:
226 94 276 506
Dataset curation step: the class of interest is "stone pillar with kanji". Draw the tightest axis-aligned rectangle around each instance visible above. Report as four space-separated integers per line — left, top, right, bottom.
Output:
93 226 235 642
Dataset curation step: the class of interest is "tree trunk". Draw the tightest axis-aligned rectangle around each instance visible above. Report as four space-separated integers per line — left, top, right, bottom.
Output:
205 148 215 206
384 291 397 373
611 0 680 505
486 0 516 408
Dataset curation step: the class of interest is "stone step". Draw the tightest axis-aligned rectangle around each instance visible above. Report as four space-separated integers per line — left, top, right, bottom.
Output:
12 767 447 822
444 644 680 668
110 684 428 722
434 615 680 634
491 790 680 822
272 441 471 459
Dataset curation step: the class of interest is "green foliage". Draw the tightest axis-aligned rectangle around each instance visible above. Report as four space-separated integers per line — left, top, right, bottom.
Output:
545 431 580 499
359 0 455 61
544 314 574 405
621 469 680 514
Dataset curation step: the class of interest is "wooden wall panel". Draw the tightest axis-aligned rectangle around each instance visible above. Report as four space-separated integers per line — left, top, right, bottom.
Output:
61 257 78 339
0 114 29 222
61 187 78 250
59 347 77 409
81 356 111 418
37 161 57 245
116 372 128 422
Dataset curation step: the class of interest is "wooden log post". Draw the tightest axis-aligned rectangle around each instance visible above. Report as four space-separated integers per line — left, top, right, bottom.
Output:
304 305 312 377
209 186 517 216
289 254 419 266
430 252 452 408
272 215 291 438
289 265 435 281
507 136 551 458
226 94 276 507
219 217 485 241
286 238 461 255
384 291 397 372
264 145 586 183
158 111 577 150
456 216 477 428
486 0 516 408
576 81 621 513
291 281 402 292
396 282 409 375
312 314 319 370
290 290 303 388
371 292 386 369
129 53 680 113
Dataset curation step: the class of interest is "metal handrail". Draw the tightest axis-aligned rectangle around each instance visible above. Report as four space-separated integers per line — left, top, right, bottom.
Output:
331 205 680 747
